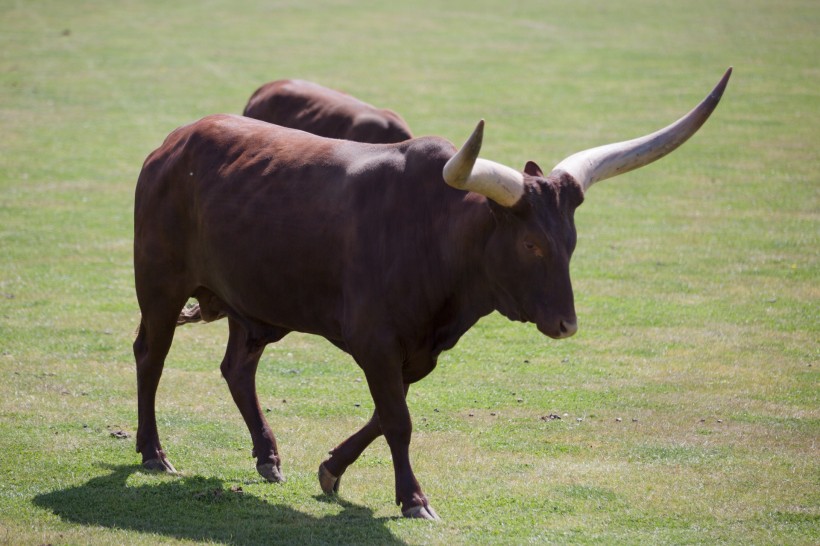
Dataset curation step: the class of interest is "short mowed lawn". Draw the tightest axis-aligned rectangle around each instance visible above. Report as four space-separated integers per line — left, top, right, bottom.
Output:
1 1 817 544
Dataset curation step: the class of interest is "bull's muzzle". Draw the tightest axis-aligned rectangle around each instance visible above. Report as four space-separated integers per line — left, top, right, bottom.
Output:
538 317 578 339
559 319 578 338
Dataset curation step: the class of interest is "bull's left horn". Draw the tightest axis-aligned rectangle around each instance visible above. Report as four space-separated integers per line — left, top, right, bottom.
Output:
551 67 732 192
443 120 525 207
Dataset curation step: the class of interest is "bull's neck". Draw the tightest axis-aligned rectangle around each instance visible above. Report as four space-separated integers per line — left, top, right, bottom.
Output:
428 196 498 348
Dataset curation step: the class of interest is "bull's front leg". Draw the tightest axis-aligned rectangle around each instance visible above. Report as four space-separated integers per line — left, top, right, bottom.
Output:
360 361 438 520
319 383 410 495
319 410 381 495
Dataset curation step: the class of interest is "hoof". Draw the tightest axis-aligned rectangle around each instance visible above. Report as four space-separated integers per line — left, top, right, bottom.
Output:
257 463 285 483
402 504 440 520
318 462 340 495
143 457 178 474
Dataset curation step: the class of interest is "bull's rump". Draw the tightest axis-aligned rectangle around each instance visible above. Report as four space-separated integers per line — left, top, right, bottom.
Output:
134 115 361 333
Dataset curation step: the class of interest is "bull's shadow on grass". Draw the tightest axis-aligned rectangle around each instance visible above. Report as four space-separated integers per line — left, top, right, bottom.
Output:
33 465 405 545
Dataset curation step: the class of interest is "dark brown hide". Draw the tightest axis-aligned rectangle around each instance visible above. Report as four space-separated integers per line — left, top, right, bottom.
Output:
133 115 580 517
243 79 413 143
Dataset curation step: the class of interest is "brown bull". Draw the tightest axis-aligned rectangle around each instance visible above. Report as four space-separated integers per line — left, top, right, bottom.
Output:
133 69 731 519
243 79 413 143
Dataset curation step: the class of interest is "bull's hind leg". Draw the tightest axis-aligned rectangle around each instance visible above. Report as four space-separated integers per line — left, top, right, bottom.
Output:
319 411 382 494
221 317 286 482
318 384 409 495
133 306 184 473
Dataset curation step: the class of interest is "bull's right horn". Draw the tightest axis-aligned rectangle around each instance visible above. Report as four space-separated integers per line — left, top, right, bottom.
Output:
551 67 732 192
443 120 525 207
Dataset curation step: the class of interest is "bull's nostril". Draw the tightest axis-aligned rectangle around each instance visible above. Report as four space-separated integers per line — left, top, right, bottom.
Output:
560 320 578 337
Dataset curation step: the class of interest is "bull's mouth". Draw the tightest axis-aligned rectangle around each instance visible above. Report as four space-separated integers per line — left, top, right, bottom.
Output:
493 289 577 338
536 316 578 339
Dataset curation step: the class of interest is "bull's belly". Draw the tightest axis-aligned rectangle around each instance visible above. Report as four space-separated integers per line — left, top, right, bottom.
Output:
193 271 346 341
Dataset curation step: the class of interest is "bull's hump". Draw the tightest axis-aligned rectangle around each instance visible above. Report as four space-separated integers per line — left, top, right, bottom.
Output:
334 136 452 169
335 143 406 178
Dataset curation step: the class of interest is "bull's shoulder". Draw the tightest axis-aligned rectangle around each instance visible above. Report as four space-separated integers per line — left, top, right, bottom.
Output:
331 135 455 172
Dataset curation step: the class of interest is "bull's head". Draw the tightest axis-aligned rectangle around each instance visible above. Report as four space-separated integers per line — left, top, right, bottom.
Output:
443 68 732 339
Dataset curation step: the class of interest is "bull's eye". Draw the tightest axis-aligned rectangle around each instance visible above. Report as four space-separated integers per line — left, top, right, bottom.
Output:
523 241 544 258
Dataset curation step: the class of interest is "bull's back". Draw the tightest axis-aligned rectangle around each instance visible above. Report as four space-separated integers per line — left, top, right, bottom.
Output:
243 79 412 143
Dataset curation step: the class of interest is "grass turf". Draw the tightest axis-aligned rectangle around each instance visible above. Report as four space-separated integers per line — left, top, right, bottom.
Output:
1 0 817 544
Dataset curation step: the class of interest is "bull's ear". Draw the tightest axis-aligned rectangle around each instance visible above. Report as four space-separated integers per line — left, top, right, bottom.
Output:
524 161 543 177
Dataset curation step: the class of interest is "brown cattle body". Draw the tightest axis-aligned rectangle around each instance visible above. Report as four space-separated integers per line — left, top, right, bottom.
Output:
177 80 414 327
133 69 731 519
243 79 413 143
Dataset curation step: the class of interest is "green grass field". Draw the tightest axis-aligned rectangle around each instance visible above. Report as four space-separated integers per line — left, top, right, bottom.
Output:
1 0 817 544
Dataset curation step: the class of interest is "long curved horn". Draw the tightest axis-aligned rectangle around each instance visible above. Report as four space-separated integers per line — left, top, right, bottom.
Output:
443 120 525 207
551 67 732 192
